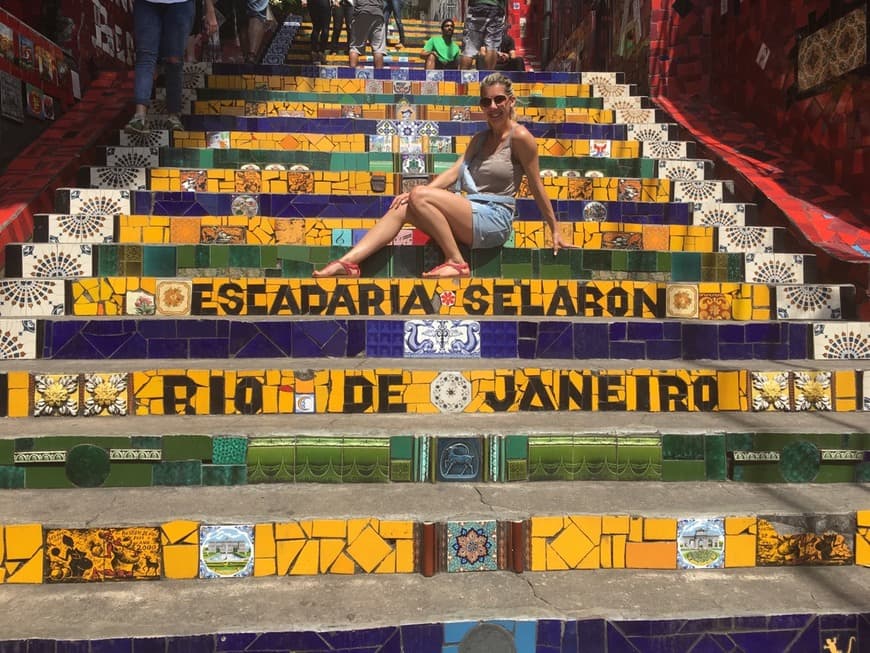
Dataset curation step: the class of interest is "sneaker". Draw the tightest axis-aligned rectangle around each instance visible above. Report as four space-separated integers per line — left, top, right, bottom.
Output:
164 115 184 132
124 115 149 136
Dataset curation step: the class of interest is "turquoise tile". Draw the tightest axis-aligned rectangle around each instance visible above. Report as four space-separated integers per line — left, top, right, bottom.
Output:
152 460 202 486
0 466 24 489
142 246 177 276
202 464 247 485
228 245 261 268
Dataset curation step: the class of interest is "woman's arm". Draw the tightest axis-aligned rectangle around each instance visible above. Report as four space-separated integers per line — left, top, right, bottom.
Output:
203 0 218 35
511 124 567 252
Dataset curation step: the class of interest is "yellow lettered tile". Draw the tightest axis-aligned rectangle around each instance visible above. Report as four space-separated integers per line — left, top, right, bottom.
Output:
162 543 199 579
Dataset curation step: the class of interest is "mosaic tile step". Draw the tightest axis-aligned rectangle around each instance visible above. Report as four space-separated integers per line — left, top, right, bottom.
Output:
3 316 864 361
3 615 869 653
0 509 867 582
0 363 864 417
1 432 868 488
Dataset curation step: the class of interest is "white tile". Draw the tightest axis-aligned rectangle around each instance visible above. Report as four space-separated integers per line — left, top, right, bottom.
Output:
643 141 689 159
38 213 115 243
718 226 775 253
812 322 870 359
672 180 724 203
66 188 131 216
119 130 170 147
625 123 670 142
744 253 805 285
0 319 37 359
601 96 643 110
581 72 619 85
614 108 657 124
658 159 706 181
403 320 481 358
776 286 843 319
90 167 148 190
105 146 160 168
18 243 93 278
0 279 65 317
692 202 749 227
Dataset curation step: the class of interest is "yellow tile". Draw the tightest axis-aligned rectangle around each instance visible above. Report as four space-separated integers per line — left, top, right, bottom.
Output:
379 520 413 539
600 535 612 568
725 517 756 535
5 524 41 560
570 515 602 545
161 520 199 545
346 525 392 573
530 538 547 571
725 534 757 568
275 521 306 540
374 550 396 573
276 539 305 575
550 522 594 569
602 515 630 534
625 541 677 569
254 557 276 576
255 523 275 558
6 554 42 583
329 552 356 574
545 544 571 570
289 540 319 575
162 543 199 579
628 517 643 542
395 539 414 573
320 539 346 573
858 511 870 528
643 518 677 541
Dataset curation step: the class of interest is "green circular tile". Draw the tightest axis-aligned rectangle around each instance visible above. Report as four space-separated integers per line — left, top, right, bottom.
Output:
65 444 111 487
779 441 820 483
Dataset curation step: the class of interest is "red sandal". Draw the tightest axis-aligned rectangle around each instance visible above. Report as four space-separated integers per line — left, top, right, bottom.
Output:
312 260 361 278
422 261 470 278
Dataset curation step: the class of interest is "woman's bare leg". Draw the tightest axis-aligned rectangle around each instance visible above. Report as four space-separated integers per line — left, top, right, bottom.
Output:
404 186 473 262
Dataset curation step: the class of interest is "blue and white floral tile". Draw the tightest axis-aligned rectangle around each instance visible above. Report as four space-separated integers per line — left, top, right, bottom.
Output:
625 122 670 142
744 253 805 284
588 139 611 158
391 67 410 81
446 520 497 572
17 244 92 278
776 286 842 319
105 146 160 168
199 525 254 579
718 226 775 253
425 69 444 81
677 518 725 569
319 66 339 79
403 320 481 358
643 140 689 159
614 108 656 124
0 319 37 359
672 180 724 203
0 279 65 317
658 159 706 181
90 167 147 190
581 71 619 85
461 70 478 84
429 371 472 413
692 202 748 227
812 322 870 359
119 130 169 148
66 188 131 216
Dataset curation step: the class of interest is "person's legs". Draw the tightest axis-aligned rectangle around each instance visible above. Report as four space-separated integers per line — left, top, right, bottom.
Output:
159 0 196 122
330 2 350 50
425 52 436 69
384 0 404 45
309 0 331 59
369 14 386 68
132 0 162 115
244 0 268 61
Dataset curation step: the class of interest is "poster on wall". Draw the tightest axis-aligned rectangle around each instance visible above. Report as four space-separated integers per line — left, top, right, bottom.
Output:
0 21 13 60
0 70 24 122
42 93 55 120
25 82 43 119
18 34 33 69
35 45 57 83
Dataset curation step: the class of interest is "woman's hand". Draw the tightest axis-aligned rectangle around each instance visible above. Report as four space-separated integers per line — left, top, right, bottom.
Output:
551 228 571 255
390 192 411 210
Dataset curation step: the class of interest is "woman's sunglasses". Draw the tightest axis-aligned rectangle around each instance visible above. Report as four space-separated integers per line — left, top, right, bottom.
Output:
479 95 508 108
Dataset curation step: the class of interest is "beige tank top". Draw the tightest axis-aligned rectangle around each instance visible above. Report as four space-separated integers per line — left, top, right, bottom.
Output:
462 127 524 196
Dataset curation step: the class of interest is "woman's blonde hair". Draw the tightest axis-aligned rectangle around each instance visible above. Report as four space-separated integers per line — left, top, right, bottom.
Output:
481 72 516 119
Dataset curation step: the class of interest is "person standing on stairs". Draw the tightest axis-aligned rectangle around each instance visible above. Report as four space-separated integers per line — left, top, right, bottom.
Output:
302 0 332 63
460 0 505 70
126 0 218 135
348 0 386 68
382 0 405 49
329 0 353 53
313 73 567 279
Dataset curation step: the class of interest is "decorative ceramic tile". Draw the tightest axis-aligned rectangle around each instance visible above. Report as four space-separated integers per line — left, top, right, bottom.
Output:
34 374 80 416
0 279 65 316
797 6 867 93
393 80 411 94
793 371 832 411
429 371 471 413
320 65 338 79
745 253 804 284
750 372 791 411
90 167 147 190
666 284 699 318
692 202 747 227
582 72 619 85
0 318 37 359
812 322 870 359
396 119 421 139
67 188 131 216
83 373 129 416
105 146 160 168
155 280 192 316
119 130 169 147
398 138 422 154
364 79 383 94
125 290 156 315
199 525 254 578
451 107 471 121
776 286 841 319
295 393 315 413
582 201 608 221
45 527 161 582
617 179 641 201
403 320 481 358
400 153 425 174
341 105 361 118
19 244 92 277
447 520 497 572
376 119 398 136
391 67 410 81
672 180 724 203
109 448 161 460
601 96 643 110
718 226 774 253
643 141 688 159
420 80 439 95
206 131 230 148
14 450 67 463
426 69 444 81
436 438 482 482
658 159 705 181
614 108 656 124
368 135 392 152
677 518 724 569
461 70 477 83
230 194 259 217
38 213 115 243
588 140 611 157
698 293 733 320
757 516 853 566
179 169 207 191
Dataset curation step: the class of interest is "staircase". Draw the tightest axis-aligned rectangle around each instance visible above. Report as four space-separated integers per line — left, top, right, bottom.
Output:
0 14 868 652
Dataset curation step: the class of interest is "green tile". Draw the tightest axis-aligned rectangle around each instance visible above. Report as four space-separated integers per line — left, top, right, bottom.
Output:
814 464 859 483
247 441 295 483
617 445 662 480
194 245 210 267
505 435 528 460
282 259 315 277
471 247 501 277
228 245 261 268
176 245 196 268
583 250 613 270
705 434 727 480
656 251 671 271
162 435 212 462
96 245 120 276
202 464 247 485
295 438 343 483
662 434 705 460
260 246 278 269
0 440 13 465
661 460 706 481
360 246 391 277
727 254 744 281
572 442 618 480
611 250 627 272
0 466 24 489
16 436 130 450
390 435 414 460
131 436 162 449
392 245 422 277
671 252 701 281
23 466 74 489
507 459 528 481
726 432 753 451
501 264 533 278
213 436 247 465
210 244 230 268
142 246 177 277
855 463 870 482
528 437 575 481
390 459 412 482
104 462 155 487
732 464 782 483
342 442 390 483
152 460 202 486
845 433 870 450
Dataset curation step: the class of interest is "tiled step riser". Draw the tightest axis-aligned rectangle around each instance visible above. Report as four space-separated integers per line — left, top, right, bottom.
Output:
2 433 868 489
0 367 864 416
1 512 867 584
2 241 821 284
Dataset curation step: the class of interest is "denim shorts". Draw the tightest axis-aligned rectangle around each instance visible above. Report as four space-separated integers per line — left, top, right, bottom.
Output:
469 193 514 248
462 4 505 58
246 0 268 20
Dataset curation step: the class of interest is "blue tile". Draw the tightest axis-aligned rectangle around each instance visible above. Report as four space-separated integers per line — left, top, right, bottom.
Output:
50 333 104 359
177 320 218 338
110 334 149 359
627 322 663 340
149 338 189 358
132 639 165 653
560 620 579 653
215 634 256 652
320 627 397 648
682 324 718 359
786 618 820 653
574 324 610 358
55 643 89 653
166 636 215 653
254 322 294 356
605 624 639 653
537 621 563 647
717 325 746 343
537 322 574 358
752 343 790 359
443 622 474 645
235 333 288 358
646 340 682 359
745 323 781 342
610 342 646 358
576 620 604 652
480 321 517 357
718 344 755 360
609 322 627 340
190 338 230 358
514 622 536 652
787 323 809 358
23 642 53 653
676 617 735 634
820 615 857 629
766 614 814 630
729 631 801 652
400 624 442 652
243 632 326 650
680 634 723 653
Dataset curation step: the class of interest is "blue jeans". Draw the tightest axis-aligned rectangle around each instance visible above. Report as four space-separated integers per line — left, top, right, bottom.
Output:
383 0 405 44
133 0 196 113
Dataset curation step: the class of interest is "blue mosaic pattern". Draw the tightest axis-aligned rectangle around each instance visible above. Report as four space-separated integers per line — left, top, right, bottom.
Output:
35 319 812 360
446 520 497 572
